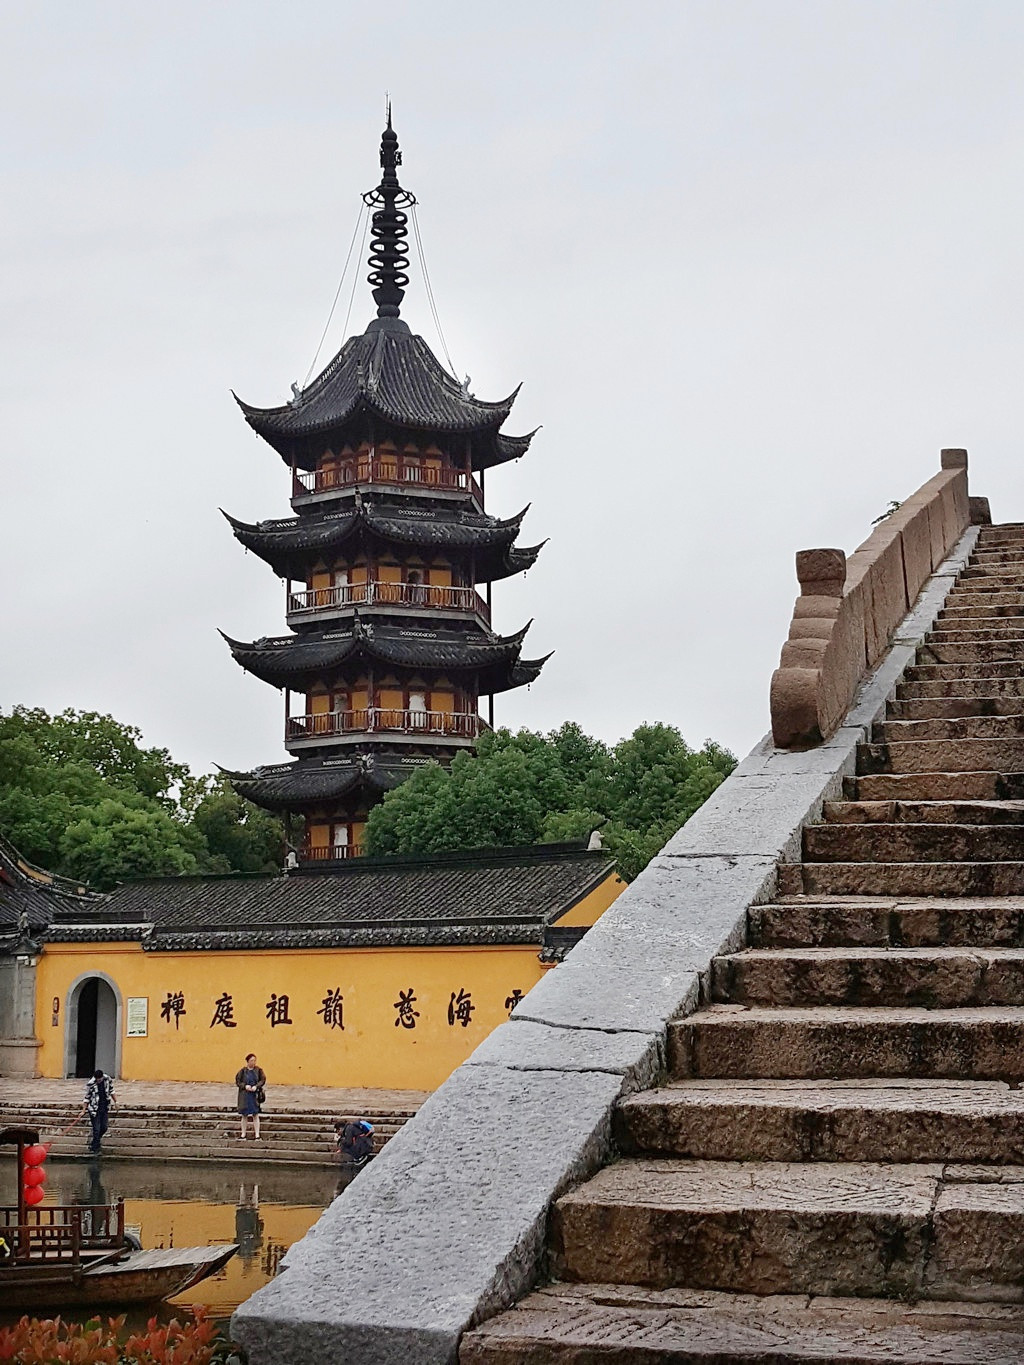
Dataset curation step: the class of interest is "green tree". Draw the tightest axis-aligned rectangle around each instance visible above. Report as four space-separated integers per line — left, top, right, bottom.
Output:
365 721 736 879
0 705 286 887
60 799 203 890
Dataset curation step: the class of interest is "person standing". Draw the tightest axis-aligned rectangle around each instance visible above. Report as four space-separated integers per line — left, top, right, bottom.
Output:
235 1053 266 1140
80 1069 115 1154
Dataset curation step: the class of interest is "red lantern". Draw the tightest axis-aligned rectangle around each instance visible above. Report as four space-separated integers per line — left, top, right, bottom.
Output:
23 1166 46 1187
23 1186 44 1207
22 1144 47 1166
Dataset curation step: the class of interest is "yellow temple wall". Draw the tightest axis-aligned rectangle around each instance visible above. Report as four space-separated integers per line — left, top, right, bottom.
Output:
34 941 549 1092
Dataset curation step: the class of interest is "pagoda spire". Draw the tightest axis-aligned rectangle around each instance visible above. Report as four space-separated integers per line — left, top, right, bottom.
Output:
364 105 416 321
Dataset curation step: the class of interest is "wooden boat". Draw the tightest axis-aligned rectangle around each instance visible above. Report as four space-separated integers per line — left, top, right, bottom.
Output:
1 1126 237 1308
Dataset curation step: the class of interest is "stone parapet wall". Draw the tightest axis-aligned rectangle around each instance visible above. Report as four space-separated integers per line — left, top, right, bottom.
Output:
232 526 980 1365
770 449 972 749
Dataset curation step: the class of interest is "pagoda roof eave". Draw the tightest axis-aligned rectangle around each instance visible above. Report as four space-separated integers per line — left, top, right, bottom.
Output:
223 504 533 578
222 756 410 812
221 621 534 688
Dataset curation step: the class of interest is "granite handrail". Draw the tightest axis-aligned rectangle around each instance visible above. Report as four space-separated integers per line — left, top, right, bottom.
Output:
770 448 972 749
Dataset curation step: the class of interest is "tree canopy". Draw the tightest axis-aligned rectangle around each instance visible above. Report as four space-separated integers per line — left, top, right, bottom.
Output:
0 706 286 890
364 722 736 880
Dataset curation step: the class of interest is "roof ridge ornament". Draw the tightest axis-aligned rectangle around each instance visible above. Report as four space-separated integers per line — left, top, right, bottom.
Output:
363 109 416 321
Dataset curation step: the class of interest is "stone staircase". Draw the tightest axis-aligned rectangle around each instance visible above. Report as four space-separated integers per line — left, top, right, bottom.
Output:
462 522 1024 1362
0 1100 416 1165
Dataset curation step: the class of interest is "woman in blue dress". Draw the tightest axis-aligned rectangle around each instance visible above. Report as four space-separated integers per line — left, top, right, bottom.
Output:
235 1053 266 1140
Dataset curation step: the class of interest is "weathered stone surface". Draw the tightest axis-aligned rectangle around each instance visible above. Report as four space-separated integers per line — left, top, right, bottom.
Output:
823 799 1024 825
668 1005 1024 1080
553 1159 938 1297
859 737 1024 774
712 946 1024 1008
889 696 1024 718
803 823 1024 863
512 854 776 1035
616 1078 1024 1163
460 1283 1024 1365
879 714 1024 741
465 1020 662 1090
232 1065 624 1365
749 897 1024 948
929 1181 1024 1301
855 772 1024 800
798 862 1024 897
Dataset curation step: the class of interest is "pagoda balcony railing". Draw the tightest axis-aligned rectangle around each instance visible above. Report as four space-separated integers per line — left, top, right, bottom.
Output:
300 843 365 863
287 708 480 743
287 579 489 622
293 455 482 505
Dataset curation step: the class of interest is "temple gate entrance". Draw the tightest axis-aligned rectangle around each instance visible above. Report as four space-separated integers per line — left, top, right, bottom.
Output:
65 974 120 1078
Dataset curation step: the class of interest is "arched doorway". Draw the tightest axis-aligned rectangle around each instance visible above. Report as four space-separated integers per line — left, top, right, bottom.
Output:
65 975 121 1078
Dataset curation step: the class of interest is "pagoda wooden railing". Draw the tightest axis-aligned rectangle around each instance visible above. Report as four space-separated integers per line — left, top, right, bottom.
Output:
287 708 479 742
287 579 489 622
293 455 482 505
0 1200 124 1265
299 843 366 863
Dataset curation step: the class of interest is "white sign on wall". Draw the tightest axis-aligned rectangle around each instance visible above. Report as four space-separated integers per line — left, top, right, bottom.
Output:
125 996 148 1038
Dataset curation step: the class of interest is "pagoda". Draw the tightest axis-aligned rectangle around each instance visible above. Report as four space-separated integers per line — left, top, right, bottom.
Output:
222 115 548 863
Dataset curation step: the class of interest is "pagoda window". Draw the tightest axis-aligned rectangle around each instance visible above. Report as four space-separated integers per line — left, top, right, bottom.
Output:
408 690 428 729
332 823 350 855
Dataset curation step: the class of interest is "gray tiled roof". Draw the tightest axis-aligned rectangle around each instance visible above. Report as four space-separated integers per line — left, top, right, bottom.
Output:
45 843 615 952
0 834 99 944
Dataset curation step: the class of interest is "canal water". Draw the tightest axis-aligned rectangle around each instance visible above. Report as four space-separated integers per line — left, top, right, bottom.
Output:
0 1157 352 1319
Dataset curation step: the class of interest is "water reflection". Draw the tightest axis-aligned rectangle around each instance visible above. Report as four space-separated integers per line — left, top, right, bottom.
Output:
0 1157 352 1318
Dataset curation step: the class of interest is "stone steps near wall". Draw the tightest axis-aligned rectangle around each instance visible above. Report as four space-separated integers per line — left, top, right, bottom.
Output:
710 946 1024 1008
461 1284 1024 1365
853 771 1024 800
903 663 1024 684
803 824 1024 862
889 695 1024 719
549 1159 1024 1301
823 800 1024 824
0 1102 413 1163
667 1006 1024 1080
749 897 1024 949
787 861 1024 897
876 714 1024 741
858 738 1024 773
614 1079 1024 1163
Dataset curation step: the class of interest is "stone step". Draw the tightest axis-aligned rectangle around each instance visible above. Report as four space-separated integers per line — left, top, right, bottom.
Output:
615 1079 1024 1163
888 697 1024 719
823 800 1024 825
803 824 1024 863
919 642 1024 664
711 946 1024 1008
553 1159 1024 1300
853 772 1024 801
668 1006 1024 1080
957 568 1024 583
877 715 1024 742
858 737 1024 774
749 897 1024 949
939 606 1024 620
789 861 1024 897
460 1283 1024 1364
929 630 1024 645
944 591 1024 606
903 663 1024 684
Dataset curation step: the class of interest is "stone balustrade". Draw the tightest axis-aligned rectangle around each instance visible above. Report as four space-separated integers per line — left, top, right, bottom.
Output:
770 448 974 748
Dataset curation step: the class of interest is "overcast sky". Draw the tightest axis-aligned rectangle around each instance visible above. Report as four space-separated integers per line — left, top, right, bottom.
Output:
2 0 1023 777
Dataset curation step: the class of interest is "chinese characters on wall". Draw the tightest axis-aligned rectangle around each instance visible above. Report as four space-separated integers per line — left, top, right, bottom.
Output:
149 984 527 1034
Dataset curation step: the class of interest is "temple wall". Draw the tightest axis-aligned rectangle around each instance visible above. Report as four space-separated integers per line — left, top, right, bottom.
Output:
34 869 620 1091
35 942 546 1091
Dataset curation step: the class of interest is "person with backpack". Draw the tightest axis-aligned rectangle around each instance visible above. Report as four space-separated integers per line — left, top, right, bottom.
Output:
80 1070 116 1154
334 1118 374 1164
235 1053 266 1140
